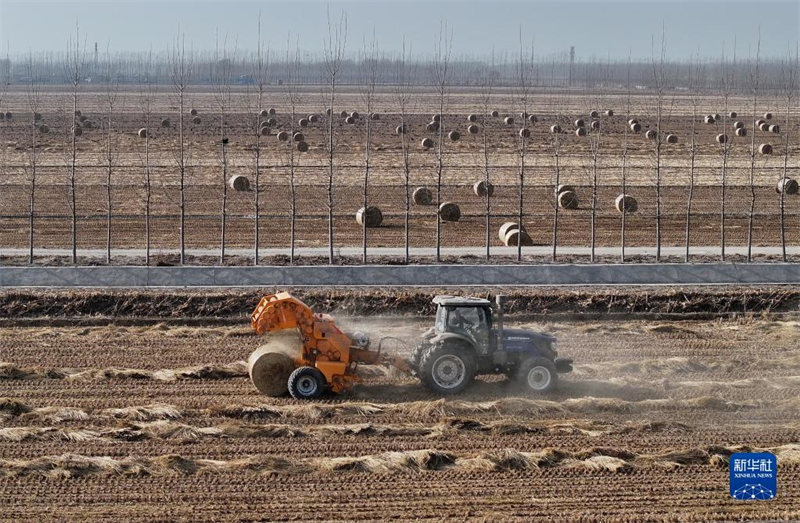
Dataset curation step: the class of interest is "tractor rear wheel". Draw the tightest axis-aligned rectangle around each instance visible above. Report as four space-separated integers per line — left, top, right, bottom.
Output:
418 343 476 395
288 366 327 400
516 357 558 393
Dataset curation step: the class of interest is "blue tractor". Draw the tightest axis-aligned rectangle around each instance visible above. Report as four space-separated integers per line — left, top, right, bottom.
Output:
410 295 573 394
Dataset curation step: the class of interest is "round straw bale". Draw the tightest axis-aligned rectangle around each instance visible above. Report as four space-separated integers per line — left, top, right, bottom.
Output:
528 114 538 123
575 127 587 137
371 113 381 120
229 175 251 192
473 180 494 197
666 133 678 144
558 190 579 210
138 128 148 139
468 124 479 134
764 112 773 120
605 109 614 117
38 124 49 134
628 118 638 126
395 125 407 135
350 111 360 119
504 228 533 247
438 202 461 222
645 129 657 140
4 112 11 120
260 126 270 136
776 177 799 195
356 206 383 227
704 115 715 124
340 110 348 118
260 120 270 129
268 108 276 115
449 130 460 141
248 338 300 397
161 118 170 128
733 121 744 129
33 112 42 122
735 127 747 137
190 108 198 116
75 110 82 117
259 109 268 117
615 194 638 213
504 116 514 125
589 110 599 118
426 121 439 132
431 114 440 122
72 126 82 136
277 131 289 142
467 114 477 122
192 116 201 124
421 137 434 148
490 110 499 117
267 118 277 126
550 124 562 134
590 120 600 130
759 122 770 132
574 118 585 127
82 120 93 129
713 113 721 121
293 132 304 142
519 128 530 138
729 111 737 118
345 116 355 124
0 113 4 120
630 122 641 132
326 108 332 116
769 124 780 134
756 119 765 127
296 141 309 152
498 222 525 241
557 184 575 195
412 187 433 205
520 111 528 118
716 133 728 144
298 118 309 127
79 115 88 122
759 143 772 155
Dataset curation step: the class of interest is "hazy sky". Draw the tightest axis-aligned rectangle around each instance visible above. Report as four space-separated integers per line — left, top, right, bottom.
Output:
1 0 798 60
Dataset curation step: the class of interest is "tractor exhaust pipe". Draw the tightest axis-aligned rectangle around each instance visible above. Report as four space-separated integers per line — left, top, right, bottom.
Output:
495 294 506 352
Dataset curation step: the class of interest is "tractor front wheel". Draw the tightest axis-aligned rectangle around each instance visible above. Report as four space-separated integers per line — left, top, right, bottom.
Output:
419 344 476 395
288 366 327 400
516 357 558 393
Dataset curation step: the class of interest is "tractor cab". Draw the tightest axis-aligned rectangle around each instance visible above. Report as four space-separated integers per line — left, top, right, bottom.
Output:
433 296 494 354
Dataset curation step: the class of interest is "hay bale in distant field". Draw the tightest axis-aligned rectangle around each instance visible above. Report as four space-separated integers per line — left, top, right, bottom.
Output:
190 109 198 116
558 190 579 210
345 116 355 124
769 124 780 134
498 222 525 241
161 118 170 128
628 118 638 126
309 114 319 123
82 120 93 129
605 109 614 117
713 113 721 121
615 194 638 213
528 114 538 123
5 112 12 120
75 110 82 117
519 128 530 138
776 177 799 195
38 124 49 134
0 113 4 120
645 130 657 140
412 187 433 205
490 110 499 117
248 339 299 397
79 115 88 123
138 128 148 139
293 132 304 142
192 117 201 124
759 143 772 155
267 118 277 126
340 110 348 118
72 126 82 136
735 127 747 137
574 118 585 127
590 120 600 130
229 175 251 192
259 109 268 117
759 122 770 132
473 180 494 197
431 114 440 122
421 137 434 148
297 118 308 127
729 111 737 118
704 115 715 124
467 114 477 122
33 112 42 122
350 111 360 119
260 126 270 136
395 125 407 135
716 134 727 144
426 121 439 132
296 141 309 152
755 119 765 127
468 124 479 134
503 228 533 247
589 110 599 118
666 134 678 144
504 116 514 125
764 112 773 120
550 124 562 134
733 121 744 129
268 108 276 115
356 206 383 227
449 130 460 141
277 131 289 142
438 202 461 222
557 184 575 195
630 122 641 132
575 127 587 137
520 111 528 118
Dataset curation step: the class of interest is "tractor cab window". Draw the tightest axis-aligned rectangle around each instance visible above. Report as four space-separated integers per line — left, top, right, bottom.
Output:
446 306 490 350
435 306 447 332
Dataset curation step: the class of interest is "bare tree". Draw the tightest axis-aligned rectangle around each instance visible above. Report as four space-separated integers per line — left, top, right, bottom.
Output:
138 50 156 266
778 42 798 261
248 14 270 265
64 22 85 265
23 54 40 264
747 30 762 262
685 52 703 262
620 53 632 262
285 34 301 263
514 31 533 262
550 57 565 261
322 8 347 264
212 31 237 264
431 22 452 262
169 29 193 264
394 38 416 263
478 52 496 261
359 30 379 263
100 44 121 264
650 28 667 262
717 41 736 261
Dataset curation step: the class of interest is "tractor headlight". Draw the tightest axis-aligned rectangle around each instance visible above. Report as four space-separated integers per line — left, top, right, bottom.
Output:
550 339 558 355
